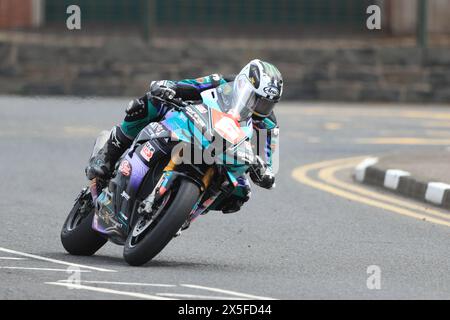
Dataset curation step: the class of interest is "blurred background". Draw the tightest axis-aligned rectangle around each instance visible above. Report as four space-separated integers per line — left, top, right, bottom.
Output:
0 0 449 102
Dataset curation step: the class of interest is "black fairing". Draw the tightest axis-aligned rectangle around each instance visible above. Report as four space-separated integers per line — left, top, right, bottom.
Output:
94 123 173 243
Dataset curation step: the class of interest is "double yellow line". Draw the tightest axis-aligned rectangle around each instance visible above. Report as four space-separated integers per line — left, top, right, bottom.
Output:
291 156 450 228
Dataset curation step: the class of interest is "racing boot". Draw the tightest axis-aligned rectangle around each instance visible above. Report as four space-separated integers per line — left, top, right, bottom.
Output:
221 177 251 214
86 126 133 180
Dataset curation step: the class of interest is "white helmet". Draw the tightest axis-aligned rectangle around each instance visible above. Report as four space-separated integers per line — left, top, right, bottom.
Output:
236 59 283 118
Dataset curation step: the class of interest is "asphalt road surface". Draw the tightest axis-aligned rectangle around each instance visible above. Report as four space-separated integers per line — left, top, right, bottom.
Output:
1 96 450 300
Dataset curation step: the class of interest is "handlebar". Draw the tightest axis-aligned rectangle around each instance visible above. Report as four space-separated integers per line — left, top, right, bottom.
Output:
151 93 267 174
150 94 187 111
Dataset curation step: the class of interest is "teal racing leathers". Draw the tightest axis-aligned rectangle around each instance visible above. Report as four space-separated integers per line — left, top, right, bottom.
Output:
109 74 279 213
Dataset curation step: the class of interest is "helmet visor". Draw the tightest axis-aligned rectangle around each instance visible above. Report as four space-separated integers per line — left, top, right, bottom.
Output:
253 97 276 117
229 75 257 120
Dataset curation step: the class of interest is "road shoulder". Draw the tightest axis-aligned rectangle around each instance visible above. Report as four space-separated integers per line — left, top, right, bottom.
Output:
354 149 450 209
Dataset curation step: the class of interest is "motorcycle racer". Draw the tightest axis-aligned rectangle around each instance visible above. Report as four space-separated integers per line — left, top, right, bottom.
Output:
86 59 283 214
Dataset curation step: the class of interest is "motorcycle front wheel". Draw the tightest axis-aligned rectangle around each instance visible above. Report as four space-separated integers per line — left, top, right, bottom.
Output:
123 179 200 266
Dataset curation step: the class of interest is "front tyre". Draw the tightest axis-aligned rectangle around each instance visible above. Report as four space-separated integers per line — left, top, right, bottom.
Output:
123 179 200 266
61 190 107 256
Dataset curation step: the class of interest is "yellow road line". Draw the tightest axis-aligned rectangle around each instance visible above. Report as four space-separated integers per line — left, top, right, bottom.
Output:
421 121 450 128
355 137 450 145
318 162 450 221
324 122 342 131
291 156 450 228
278 107 450 120
292 156 369 172
63 126 101 137
399 111 450 120
279 106 450 147
424 130 450 137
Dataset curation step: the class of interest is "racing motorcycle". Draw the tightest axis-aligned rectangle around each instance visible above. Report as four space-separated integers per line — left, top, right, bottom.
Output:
61 75 266 266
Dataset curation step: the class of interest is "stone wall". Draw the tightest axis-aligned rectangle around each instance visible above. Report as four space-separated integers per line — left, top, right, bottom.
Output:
0 38 449 102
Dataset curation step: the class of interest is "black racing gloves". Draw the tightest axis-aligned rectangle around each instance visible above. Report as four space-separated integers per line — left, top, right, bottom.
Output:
249 155 275 189
149 80 177 100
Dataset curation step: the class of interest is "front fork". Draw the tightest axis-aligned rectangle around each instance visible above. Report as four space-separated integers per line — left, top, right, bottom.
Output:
187 167 242 223
138 155 217 225
89 179 99 203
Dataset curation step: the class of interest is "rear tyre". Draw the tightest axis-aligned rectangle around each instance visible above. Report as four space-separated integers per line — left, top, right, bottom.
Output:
61 191 107 256
123 179 200 266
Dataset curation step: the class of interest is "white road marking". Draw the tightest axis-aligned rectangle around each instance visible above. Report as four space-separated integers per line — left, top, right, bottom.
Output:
180 284 277 300
54 280 261 300
0 257 27 260
56 280 176 287
46 282 176 300
156 293 245 300
0 247 116 273
0 267 91 272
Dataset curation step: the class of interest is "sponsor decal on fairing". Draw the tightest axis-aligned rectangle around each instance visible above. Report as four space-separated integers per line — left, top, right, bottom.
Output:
119 160 131 176
140 142 155 162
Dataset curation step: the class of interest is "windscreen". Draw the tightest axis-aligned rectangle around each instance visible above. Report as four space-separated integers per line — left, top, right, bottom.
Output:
215 75 256 121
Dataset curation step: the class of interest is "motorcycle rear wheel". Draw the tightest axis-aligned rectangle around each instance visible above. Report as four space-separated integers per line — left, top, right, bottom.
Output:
61 190 107 256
